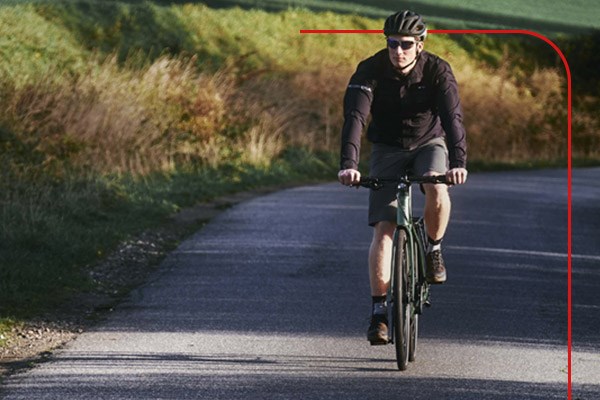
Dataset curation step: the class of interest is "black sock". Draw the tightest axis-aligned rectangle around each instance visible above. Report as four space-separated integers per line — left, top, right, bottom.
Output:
427 236 443 246
372 296 387 315
427 236 443 252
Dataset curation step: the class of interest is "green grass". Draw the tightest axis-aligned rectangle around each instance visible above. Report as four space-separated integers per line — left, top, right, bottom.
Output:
0 318 15 347
0 147 338 316
0 4 87 88
165 0 600 35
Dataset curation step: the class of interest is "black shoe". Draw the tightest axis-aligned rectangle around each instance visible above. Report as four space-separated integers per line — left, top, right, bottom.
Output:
426 249 447 284
367 314 388 345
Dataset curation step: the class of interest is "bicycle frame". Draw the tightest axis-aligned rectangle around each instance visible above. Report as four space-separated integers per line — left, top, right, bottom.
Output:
393 178 429 311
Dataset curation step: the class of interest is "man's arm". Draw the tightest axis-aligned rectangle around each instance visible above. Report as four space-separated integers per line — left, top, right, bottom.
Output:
338 81 373 186
435 61 467 172
339 58 377 180
340 84 373 172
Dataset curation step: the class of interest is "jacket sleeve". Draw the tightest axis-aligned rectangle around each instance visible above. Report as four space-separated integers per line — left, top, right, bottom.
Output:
435 61 467 169
339 59 376 170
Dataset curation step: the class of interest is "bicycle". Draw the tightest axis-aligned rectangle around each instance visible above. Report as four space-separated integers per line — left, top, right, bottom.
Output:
357 174 448 371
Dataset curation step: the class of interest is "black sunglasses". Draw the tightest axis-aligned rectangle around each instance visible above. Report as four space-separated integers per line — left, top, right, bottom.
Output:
386 38 418 50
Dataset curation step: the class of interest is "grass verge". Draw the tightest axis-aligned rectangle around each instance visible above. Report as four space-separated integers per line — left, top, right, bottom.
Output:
0 148 337 318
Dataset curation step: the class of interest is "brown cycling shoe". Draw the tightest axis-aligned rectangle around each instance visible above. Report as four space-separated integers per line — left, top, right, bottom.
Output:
426 249 447 284
367 314 388 345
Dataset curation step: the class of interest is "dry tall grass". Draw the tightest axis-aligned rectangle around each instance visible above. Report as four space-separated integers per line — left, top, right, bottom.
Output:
2 51 569 179
4 55 298 175
1 2 576 178
457 62 567 163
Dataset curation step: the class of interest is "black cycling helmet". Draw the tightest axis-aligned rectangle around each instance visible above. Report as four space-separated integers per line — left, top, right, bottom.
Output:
383 10 427 41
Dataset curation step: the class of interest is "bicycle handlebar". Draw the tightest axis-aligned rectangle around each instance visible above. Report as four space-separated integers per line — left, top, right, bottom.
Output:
355 175 449 190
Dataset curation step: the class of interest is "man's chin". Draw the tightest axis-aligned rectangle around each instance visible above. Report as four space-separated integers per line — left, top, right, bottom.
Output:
392 60 408 68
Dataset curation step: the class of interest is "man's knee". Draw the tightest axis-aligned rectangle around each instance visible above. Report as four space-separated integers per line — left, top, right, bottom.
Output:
373 220 396 240
423 180 450 210
423 182 448 198
422 171 448 195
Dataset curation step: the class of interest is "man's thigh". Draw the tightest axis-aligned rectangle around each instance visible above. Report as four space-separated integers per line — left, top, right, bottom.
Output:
367 138 448 226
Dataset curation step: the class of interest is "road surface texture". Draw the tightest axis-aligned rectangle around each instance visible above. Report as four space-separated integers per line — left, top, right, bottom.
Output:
1 169 598 399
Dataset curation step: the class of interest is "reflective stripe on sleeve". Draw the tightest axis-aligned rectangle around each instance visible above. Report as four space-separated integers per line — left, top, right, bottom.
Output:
347 84 372 92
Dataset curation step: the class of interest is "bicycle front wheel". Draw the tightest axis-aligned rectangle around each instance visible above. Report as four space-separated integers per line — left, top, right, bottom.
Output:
409 313 418 362
392 228 410 371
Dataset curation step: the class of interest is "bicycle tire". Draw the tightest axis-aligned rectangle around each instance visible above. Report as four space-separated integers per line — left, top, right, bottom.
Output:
407 241 421 362
409 225 421 362
409 307 418 362
392 228 410 371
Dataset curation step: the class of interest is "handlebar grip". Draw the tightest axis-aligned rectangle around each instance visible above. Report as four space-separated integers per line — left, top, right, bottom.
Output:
355 177 384 190
415 175 448 184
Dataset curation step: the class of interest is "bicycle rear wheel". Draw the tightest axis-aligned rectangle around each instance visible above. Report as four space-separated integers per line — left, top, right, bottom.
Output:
392 229 410 371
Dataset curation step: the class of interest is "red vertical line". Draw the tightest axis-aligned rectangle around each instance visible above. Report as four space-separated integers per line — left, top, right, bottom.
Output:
566 48 573 400
301 27 574 399
508 32 573 400
433 37 573 400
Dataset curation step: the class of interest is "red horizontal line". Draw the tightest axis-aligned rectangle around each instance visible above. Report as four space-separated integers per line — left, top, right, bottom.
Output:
300 29 382 34
300 29 544 36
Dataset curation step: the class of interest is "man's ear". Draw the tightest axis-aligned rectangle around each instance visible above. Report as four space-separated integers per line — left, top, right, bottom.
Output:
417 42 424 52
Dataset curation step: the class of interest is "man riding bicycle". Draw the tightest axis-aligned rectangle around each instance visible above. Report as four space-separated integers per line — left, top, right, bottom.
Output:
337 10 468 345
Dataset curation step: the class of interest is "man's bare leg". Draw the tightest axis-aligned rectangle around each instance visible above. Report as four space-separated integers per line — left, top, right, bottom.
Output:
366 220 395 344
368 221 396 296
423 182 451 241
423 172 451 283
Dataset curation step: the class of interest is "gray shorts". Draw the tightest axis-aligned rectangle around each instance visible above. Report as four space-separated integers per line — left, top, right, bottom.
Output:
368 137 448 226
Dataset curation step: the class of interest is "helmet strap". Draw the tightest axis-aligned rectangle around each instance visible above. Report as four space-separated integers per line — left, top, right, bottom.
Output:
397 51 420 74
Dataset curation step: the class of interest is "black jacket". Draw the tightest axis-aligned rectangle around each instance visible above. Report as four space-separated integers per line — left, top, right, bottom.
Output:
340 49 467 170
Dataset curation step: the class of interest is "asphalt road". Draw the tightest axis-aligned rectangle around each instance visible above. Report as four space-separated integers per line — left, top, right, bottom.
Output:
1 169 599 399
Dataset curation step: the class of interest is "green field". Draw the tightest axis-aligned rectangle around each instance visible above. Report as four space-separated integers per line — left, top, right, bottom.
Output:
0 0 597 334
174 0 600 35
2 0 600 34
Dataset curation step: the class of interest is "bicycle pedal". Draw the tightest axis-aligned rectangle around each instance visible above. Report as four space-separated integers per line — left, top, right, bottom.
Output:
424 300 432 308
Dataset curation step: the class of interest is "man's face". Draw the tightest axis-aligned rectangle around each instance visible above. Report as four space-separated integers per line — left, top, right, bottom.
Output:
386 35 423 70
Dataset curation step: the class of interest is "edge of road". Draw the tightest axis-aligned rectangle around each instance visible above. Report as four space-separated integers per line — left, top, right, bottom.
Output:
0 182 304 382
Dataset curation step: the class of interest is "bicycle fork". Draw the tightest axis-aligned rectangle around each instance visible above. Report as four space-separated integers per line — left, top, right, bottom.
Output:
396 182 417 306
395 181 431 315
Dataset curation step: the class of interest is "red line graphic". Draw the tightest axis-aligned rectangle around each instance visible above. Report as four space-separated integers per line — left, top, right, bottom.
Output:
300 28 573 400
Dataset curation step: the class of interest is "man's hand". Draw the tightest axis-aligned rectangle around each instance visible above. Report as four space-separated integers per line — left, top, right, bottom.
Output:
446 168 468 185
338 169 361 186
